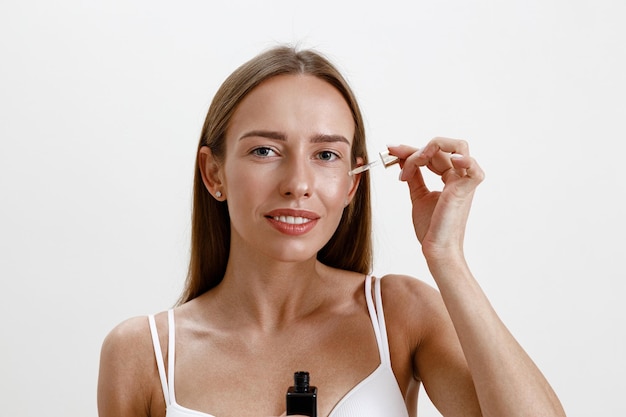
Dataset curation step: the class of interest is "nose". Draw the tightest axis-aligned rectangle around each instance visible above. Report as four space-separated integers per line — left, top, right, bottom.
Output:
279 157 313 199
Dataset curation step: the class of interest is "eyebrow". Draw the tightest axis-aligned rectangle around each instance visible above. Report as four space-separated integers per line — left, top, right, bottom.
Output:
239 130 286 141
239 130 350 145
311 133 350 145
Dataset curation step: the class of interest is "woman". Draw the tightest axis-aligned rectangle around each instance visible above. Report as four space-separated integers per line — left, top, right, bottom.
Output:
98 46 566 417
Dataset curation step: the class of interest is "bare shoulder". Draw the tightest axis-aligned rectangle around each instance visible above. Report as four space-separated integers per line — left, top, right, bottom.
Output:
100 315 159 368
103 315 151 345
376 274 459 366
378 273 439 298
98 315 163 417
378 274 447 327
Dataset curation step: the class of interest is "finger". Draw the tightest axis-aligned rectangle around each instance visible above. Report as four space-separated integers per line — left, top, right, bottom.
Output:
387 146 433 200
424 137 471 157
388 137 470 160
444 155 485 190
405 162 431 201
463 155 485 183
420 138 470 175
389 146 427 182
386 144 426 183
386 145 419 176
386 144 420 160
388 140 471 181
449 154 468 178
402 147 456 179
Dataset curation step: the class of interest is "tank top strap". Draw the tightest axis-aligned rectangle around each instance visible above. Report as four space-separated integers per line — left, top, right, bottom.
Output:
166 308 177 403
364 275 392 366
148 313 171 405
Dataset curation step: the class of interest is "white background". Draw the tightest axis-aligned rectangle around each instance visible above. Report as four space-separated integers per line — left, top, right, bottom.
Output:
1 0 625 416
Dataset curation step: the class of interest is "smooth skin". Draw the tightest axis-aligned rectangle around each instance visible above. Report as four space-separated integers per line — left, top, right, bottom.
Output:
98 75 566 417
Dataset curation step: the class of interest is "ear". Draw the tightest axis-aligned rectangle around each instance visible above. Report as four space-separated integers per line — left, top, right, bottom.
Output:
198 146 225 200
345 156 364 205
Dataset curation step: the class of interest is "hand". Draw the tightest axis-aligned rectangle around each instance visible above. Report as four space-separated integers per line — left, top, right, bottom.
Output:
388 138 484 260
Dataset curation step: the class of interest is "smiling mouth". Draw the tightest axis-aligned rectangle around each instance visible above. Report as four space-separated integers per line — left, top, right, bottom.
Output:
270 215 313 225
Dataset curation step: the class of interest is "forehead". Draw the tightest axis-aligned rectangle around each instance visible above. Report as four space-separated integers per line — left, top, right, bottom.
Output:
228 74 355 140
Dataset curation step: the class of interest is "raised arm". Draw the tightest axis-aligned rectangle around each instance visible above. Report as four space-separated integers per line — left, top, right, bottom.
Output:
388 139 565 417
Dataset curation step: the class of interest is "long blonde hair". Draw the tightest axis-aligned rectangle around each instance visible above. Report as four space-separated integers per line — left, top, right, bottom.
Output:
180 46 372 303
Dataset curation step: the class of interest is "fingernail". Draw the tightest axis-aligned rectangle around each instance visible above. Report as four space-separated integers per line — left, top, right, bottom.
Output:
415 147 425 157
450 153 464 160
398 168 404 181
386 143 401 148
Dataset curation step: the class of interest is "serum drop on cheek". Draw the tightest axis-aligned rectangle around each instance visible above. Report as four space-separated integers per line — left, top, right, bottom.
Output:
286 371 317 417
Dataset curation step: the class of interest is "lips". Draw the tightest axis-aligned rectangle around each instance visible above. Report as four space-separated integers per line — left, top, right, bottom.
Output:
264 209 320 235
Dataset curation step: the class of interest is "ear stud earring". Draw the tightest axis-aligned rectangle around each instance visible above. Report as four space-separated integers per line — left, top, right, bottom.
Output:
215 191 222 198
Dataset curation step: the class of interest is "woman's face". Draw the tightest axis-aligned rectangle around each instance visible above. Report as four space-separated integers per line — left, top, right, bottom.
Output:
215 74 361 263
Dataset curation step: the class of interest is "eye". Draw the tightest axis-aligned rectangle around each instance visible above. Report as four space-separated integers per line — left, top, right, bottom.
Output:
317 150 339 161
251 147 277 157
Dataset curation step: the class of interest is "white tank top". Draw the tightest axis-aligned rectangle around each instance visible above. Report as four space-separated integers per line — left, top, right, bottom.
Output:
148 276 410 417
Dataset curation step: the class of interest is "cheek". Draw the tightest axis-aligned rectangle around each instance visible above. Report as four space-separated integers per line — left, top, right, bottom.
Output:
319 173 353 205
223 165 266 204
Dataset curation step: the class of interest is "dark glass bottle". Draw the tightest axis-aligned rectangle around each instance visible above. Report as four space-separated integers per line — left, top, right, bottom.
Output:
286 371 317 417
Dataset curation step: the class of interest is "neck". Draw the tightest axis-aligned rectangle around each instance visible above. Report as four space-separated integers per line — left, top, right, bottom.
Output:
213 249 331 331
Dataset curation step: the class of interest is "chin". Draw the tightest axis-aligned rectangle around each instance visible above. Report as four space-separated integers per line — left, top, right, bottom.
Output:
262 242 323 264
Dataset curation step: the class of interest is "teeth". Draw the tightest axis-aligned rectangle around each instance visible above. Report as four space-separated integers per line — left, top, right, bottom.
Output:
273 216 312 225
